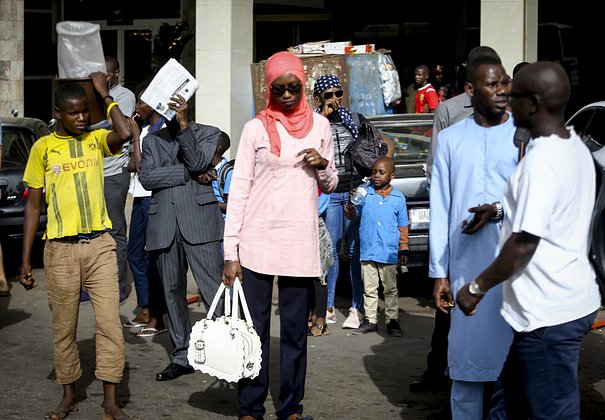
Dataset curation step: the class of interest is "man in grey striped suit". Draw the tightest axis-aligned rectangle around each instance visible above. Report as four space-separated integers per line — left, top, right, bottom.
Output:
139 93 225 381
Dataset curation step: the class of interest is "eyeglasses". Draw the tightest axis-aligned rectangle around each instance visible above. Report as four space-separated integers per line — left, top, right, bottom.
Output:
322 90 344 100
507 91 536 101
270 84 302 96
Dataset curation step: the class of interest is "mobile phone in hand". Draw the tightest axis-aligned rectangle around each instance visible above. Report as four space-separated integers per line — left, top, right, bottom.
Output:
461 212 476 233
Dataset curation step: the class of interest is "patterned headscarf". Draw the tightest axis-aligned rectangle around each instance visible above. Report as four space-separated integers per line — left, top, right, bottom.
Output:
313 74 358 139
256 51 314 156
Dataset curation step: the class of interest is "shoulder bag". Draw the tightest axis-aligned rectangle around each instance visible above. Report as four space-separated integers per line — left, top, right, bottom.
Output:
344 113 388 183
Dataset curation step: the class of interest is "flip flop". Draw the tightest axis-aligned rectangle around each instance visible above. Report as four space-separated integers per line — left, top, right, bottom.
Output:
136 327 167 337
123 319 147 328
44 403 78 419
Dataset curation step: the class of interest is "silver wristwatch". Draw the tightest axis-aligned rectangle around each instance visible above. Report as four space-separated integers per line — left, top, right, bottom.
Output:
491 202 503 222
468 279 486 297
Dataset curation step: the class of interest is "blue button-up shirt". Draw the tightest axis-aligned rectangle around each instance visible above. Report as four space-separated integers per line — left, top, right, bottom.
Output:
357 186 408 264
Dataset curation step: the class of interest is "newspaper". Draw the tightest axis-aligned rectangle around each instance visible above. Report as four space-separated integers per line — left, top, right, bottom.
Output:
140 58 199 121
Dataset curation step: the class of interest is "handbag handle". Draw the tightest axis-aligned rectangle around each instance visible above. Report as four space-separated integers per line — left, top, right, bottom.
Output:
204 278 255 330
205 283 231 320
233 277 255 329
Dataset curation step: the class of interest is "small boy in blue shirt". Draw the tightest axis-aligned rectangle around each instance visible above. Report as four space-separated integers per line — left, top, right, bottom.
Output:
195 131 231 218
344 156 409 336
210 132 232 219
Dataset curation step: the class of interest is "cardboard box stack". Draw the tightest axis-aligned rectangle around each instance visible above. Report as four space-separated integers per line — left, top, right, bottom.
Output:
287 40 375 56
251 54 350 115
253 40 387 116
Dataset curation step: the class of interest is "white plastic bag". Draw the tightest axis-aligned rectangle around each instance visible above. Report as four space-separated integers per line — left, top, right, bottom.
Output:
56 21 106 78
377 52 402 106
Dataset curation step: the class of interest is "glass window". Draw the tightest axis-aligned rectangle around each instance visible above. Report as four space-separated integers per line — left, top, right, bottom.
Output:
63 0 179 21
124 29 154 94
374 123 433 165
568 107 605 151
1 127 36 165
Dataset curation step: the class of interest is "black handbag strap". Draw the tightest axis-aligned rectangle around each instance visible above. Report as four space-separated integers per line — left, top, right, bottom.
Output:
346 112 363 193
513 127 531 162
352 111 361 128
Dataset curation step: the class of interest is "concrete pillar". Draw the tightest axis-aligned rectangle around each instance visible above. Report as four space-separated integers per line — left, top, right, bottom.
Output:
0 0 24 117
195 0 253 158
480 0 538 76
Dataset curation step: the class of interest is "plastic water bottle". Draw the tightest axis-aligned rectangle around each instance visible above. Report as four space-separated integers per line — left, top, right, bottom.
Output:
350 177 371 205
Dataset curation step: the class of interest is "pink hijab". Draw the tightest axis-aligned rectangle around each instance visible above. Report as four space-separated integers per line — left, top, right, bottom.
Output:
256 51 314 156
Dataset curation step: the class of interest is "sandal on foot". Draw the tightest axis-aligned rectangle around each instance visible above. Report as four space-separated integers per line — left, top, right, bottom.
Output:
308 323 322 337
123 319 147 328
44 404 78 420
136 327 167 337
318 324 329 336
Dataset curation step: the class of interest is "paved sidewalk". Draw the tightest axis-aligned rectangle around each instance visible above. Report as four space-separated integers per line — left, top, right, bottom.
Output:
0 262 454 420
1 262 605 419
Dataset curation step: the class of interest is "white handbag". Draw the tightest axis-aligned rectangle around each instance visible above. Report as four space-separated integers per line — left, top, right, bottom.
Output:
187 278 262 382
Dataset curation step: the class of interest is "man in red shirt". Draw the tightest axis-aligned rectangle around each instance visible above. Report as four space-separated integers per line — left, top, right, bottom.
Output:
413 65 439 113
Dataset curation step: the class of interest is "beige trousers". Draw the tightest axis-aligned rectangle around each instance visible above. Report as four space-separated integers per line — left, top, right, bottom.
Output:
360 261 398 324
44 232 125 384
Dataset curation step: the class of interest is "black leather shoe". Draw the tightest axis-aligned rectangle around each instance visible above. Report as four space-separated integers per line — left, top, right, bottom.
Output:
409 375 450 393
155 363 195 381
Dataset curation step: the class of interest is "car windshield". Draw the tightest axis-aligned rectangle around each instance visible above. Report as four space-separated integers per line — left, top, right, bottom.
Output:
1 126 36 165
373 122 433 165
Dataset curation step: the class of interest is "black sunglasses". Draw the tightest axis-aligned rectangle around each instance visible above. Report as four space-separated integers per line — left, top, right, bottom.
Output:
322 90 344 100
270 84 302 96
507 91 537 101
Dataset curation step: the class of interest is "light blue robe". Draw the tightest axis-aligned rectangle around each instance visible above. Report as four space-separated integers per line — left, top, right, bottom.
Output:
429 114 516 382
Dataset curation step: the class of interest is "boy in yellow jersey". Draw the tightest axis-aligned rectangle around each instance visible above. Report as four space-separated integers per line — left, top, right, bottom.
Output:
19 74 139 420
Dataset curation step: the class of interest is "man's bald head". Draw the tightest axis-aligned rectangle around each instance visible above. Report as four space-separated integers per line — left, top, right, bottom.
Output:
509 61 571 136
513 61 570 114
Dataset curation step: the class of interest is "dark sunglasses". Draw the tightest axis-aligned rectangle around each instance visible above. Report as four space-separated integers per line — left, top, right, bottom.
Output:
322 90 344 100
507 91 537 101
270 84 302 96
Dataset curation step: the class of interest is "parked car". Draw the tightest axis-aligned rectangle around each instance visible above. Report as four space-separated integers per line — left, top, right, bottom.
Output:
366 113 433 268
564 101 605 303
565 100 605 152
0 117 50 241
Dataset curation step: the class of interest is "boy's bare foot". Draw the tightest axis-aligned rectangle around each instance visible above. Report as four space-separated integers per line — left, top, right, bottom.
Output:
44 397 78 420
103 400 141 420
0 279 9 297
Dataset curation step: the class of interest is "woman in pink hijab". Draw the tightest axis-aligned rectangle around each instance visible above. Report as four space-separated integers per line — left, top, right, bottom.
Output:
223 51 338 420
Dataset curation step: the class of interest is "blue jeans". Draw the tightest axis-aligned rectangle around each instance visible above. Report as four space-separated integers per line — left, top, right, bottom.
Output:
488 310 597 420
324 191 363 310
127 196 151 307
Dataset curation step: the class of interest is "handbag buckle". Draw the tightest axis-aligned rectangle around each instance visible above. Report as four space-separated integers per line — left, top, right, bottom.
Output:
194 338 206 364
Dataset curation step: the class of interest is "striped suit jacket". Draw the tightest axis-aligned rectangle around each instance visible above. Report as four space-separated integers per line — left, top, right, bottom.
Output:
139 122 224 251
